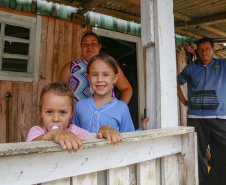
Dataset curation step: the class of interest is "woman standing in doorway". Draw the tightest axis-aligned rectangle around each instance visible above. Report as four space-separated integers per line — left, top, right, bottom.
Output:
59 32 133 104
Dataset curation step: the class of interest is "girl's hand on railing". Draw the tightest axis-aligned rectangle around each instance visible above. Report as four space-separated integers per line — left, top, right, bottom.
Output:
142 117 150 130
52 129 85 153
97 125 123 145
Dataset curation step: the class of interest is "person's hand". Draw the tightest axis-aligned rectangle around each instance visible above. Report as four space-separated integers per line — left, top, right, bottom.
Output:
52 129 85 153
97 125 123 145
177 85 188 107
142 117 150 130
183 100 188 106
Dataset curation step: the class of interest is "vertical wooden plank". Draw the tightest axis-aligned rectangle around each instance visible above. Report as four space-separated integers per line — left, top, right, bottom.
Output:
180 132 199 185
17 82 33 142
161 154 179 185
129 164 136 185
72 172 97 185
41 177 70 185
72 24 82 60
146 46 159 129
12 82 19 142
143 48 146 103
141 0 157 130
136 41 145 129
45 17 55 83
178 152 186 185
176 47 188 126
140 0 155 46
0 81 12 143
32 16 55 127
137 159 160 185
97 171 107 185
71 24 91 61
53 19 73 82
107 166 130 185
33 15 42 84
141 0 178 129
154 0 177 128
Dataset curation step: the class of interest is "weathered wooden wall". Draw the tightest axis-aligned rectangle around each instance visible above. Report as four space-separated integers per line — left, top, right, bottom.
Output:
0 7 91 143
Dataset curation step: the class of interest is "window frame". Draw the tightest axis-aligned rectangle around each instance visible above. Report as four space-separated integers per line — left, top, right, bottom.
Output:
0 11 41 83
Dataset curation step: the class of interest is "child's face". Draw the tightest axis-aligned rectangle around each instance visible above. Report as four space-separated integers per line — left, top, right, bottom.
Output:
40 92 73 131
87 59 119 97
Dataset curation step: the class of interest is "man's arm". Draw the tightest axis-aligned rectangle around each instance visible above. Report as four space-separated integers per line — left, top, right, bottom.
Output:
177 84 188 106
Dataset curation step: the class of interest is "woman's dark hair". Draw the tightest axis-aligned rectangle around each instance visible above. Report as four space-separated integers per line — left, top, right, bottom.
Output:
197 37 214 49
87 54 118 74
81 32 101 45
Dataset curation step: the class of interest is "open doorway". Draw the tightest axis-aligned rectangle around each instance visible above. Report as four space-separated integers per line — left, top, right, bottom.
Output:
93 28 145 130
100 36 138 129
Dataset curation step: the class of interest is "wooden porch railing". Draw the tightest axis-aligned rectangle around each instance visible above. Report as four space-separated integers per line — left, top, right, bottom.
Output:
0 126 198 185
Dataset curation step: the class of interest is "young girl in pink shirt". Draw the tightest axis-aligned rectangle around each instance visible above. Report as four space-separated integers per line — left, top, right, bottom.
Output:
26 82 122 153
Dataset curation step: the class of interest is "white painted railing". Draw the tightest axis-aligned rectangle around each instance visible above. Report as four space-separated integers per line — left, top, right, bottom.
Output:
0 126 198 185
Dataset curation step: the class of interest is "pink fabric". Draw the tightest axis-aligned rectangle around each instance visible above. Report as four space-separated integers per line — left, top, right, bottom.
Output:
26 124 96 142
185 44 195 54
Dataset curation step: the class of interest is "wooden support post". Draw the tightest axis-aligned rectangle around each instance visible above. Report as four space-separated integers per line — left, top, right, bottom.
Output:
141 0 181 183
107 166 130 185
141 0 178 129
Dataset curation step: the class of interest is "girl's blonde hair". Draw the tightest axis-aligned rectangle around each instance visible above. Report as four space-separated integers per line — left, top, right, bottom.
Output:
37 82 74 126
87 53 118 74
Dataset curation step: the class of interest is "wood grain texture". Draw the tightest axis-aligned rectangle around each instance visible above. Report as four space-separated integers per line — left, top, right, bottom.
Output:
161 154 179 185
72 24 82 60
0 8 88 142
137 159 160 185
42 177 70 185
72 172 97 185
0 81 12 143
107 166 130 185
176 47 188 126
12 82 19 143
0 127 197 185
32 16 56 129
53 19 73 82
17 82 33 142
0 126 194 157
180 132 199 185
0 6 37 18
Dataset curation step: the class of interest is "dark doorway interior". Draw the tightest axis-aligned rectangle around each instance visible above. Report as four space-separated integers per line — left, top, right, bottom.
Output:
100 36 139 129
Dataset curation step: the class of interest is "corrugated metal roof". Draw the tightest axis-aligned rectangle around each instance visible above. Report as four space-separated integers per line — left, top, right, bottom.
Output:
1 0 226 57
0 0 77 21
0 0 141 36
85 11 141 36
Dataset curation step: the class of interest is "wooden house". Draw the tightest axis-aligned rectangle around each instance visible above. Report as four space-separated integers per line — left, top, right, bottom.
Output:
0 0 226 184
